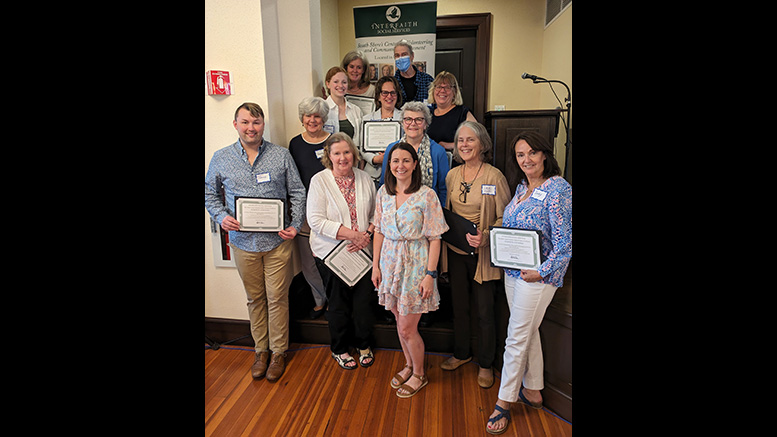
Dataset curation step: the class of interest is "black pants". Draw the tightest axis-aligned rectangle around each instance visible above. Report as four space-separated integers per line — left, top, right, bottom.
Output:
314 257 375 354
447 248 497 369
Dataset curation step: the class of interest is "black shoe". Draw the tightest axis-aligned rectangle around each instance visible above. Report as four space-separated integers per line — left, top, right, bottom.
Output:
309 306 326 319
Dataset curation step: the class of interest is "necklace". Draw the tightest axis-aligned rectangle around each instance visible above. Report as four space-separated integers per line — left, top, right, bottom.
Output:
459 161 483 203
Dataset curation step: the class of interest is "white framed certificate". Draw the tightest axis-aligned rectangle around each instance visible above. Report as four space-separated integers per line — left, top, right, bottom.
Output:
362 120 402 152
345 94 376 118
235 197 285 232
489 226 542 270
323 240 372 287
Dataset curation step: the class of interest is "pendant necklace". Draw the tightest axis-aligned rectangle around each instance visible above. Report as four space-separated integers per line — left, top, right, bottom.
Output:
459 161 483 203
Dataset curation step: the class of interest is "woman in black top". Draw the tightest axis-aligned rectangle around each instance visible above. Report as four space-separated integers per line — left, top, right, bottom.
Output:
288 96 330 319
426 71 477 152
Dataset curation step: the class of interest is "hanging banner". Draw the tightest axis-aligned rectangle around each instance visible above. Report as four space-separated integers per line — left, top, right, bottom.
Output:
353 1 437 86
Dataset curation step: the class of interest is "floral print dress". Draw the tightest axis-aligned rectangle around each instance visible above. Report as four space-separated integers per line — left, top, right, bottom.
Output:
374 184 449 316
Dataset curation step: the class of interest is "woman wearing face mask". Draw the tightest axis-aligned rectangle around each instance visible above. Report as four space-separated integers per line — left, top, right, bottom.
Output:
392 40 434 104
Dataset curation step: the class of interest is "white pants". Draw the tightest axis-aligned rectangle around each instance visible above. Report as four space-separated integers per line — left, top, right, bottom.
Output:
497 275 558 402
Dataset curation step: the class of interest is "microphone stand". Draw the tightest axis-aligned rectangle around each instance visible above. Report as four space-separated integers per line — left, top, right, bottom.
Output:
529 77 572 181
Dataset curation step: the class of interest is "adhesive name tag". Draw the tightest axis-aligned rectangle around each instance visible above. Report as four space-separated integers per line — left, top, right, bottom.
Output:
315 149 324 159
256 173 271 184
531 189 547 201
481 184 496 195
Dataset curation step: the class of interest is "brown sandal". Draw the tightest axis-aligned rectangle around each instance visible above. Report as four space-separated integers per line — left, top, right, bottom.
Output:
390 365 412 389
396 374 428 398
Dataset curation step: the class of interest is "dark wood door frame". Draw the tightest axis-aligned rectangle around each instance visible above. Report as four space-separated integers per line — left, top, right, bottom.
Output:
436 13 492 122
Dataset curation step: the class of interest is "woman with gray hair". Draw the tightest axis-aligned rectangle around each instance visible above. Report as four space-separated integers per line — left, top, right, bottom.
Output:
289 96 330 319
379 101 449 205
439 121 511 391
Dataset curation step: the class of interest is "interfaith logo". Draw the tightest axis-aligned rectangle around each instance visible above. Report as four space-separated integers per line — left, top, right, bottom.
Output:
386 6 401 23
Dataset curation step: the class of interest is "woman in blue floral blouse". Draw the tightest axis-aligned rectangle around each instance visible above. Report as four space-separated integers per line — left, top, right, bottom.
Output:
486 131 572 435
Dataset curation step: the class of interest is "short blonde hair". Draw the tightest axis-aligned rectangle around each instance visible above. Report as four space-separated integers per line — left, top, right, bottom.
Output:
428 71 464 106
321 132 361 170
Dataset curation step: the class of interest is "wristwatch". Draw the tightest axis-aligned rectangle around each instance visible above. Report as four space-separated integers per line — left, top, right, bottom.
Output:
425 270 438 278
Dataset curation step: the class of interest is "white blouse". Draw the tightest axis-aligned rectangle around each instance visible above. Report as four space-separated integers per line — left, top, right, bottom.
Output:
306 167 376 259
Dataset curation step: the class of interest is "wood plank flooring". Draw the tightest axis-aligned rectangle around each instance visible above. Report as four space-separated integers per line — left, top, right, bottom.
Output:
205 343 571 436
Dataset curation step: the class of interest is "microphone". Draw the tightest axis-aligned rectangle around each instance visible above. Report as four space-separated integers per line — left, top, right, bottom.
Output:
521 72 545 81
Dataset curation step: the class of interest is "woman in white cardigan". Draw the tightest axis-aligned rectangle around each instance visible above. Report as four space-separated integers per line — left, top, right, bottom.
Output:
307 132 377 370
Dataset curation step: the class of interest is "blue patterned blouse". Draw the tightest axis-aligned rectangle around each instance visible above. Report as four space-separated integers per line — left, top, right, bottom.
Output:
501 176 572 287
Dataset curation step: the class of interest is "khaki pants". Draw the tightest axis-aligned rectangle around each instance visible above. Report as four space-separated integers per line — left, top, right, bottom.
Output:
231 239 293 354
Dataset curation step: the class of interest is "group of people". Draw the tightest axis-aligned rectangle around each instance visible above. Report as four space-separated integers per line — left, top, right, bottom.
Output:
205 39 572 435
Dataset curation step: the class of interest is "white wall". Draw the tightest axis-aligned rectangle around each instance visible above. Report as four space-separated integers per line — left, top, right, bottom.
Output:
205 0 270 320
205 0 325 320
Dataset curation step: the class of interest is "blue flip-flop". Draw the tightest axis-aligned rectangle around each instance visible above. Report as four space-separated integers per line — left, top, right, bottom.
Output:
486 404 511 435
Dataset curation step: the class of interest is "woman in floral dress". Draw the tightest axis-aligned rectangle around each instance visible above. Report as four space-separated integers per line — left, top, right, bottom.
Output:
372 142 449 399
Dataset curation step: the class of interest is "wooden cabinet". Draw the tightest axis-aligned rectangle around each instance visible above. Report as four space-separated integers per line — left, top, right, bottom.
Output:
484 109 562 194
539 262 572 422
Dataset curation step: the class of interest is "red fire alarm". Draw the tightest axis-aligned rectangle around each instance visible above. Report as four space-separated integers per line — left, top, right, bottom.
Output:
206 70 232 95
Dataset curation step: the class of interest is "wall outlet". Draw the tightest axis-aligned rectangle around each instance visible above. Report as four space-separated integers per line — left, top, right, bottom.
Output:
494 105 505 111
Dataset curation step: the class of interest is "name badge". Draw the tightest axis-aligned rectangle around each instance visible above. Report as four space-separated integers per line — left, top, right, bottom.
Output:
256 172 271 184
531 189 547 201
315 149 324 159
481 184 496 196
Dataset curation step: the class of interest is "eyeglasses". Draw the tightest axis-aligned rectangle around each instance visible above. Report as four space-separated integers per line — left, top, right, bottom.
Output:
459 181 473 203
435 85 455 92
380 91 397 97
402 117 425 125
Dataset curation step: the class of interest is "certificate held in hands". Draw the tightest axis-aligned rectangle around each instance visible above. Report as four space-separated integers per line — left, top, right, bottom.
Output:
323 241 372 287
362 120 402 152
489 226 542 270
235 197 285 232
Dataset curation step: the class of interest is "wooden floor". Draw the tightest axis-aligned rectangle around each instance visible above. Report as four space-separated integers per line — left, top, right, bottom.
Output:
205 343 572 436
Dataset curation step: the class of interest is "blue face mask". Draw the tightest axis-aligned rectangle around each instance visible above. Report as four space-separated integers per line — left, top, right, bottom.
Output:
395 56 411 72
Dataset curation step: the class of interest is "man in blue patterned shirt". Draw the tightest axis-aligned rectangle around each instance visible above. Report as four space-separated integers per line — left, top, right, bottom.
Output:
205 102 306 382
